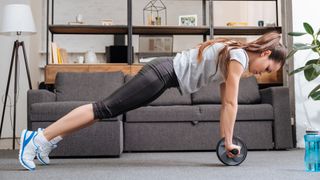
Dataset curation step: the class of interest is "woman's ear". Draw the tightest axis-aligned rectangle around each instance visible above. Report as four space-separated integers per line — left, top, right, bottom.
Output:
261 50 272 57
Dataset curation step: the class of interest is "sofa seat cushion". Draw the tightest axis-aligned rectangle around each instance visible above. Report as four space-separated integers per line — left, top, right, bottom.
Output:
55 72 124 101
192 76 261 104
125 75 192 105
198 104 274 121
125 106 201 122
30 101 122 122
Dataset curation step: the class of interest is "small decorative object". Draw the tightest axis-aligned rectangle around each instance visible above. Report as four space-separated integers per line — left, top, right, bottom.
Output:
258 20 264 27
77 56 84 64
85 48 98 64
101 19 113 26
143 0 167 26
178 15 197 26
67 14 85 25
155 16 161 25
226 22 248 26
76 14 83 23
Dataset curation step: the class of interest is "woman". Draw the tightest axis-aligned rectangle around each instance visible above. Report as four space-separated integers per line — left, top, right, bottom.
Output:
19 32 287 171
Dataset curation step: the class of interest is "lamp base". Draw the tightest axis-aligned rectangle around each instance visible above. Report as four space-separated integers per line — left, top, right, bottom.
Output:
0 40 32 150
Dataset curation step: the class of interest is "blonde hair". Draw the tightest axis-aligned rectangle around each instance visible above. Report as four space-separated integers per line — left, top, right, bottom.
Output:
196 31 287 79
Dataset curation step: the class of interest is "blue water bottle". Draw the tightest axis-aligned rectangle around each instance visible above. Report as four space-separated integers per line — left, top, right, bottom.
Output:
304 130 320 172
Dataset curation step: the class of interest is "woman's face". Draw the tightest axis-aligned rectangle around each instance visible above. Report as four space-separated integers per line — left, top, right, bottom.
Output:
248 50 282 75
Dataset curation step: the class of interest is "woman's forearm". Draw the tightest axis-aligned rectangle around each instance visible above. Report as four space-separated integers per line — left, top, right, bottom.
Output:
220 103 238 145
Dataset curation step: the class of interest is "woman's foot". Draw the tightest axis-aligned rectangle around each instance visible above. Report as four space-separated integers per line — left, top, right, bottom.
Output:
19 129 61 170
35 128 58 165
19 129 38 171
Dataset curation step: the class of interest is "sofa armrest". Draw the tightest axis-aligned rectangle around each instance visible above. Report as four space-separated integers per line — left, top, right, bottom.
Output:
27 90 56 129
260 87 293 149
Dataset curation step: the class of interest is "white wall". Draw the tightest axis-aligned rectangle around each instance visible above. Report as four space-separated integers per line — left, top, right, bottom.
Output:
292 0 320 148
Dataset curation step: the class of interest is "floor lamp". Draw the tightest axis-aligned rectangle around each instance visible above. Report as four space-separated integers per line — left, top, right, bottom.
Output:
0 4 36 149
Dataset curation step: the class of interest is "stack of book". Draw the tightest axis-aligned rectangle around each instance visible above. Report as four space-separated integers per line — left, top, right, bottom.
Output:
50 42 68 64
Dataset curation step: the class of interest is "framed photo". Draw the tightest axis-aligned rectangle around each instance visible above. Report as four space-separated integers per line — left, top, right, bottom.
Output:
178 15 197 26
139 35 173 53
138 35 173 62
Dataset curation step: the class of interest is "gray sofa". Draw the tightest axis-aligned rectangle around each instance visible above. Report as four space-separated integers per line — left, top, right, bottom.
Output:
27 71 293 157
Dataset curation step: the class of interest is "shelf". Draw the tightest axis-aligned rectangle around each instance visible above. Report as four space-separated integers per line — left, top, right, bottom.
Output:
213 26 281 35
133 25 210 35
49 25 281 36
49 25 128 34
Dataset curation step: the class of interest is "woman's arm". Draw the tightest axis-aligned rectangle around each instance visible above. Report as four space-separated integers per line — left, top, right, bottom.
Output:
219 60 244 150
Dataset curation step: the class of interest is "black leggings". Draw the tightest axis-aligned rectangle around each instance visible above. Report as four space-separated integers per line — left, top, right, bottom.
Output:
92 57 180 119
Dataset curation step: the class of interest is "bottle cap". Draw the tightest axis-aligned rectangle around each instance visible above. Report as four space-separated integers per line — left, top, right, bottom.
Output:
306 130 320 134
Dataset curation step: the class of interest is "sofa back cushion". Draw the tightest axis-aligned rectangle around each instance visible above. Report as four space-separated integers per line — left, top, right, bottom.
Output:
192 76 261 104
125 75 192 105
55 72 124 101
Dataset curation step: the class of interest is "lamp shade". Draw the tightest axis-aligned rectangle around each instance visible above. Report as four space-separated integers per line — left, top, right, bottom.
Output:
0 4 36 35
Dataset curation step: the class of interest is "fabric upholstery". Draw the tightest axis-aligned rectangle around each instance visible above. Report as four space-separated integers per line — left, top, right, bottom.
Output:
260 87 293 149
32 121 123 157
197 104 274 121
125 106 201 122
192 76 261 104
55 72 124 101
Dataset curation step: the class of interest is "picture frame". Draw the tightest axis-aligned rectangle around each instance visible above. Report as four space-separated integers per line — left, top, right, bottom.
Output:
178 15 197 26
138 35 173 62
139 35 173 53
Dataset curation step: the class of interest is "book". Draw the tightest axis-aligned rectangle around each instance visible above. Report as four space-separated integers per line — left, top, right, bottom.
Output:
57 47 62 64
51 42 59 64
59 48 68 64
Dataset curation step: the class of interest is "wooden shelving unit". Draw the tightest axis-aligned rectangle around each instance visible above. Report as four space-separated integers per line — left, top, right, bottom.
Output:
46 0 283 86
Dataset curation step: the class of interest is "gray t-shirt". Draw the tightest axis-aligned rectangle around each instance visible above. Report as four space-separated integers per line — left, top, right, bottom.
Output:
173 43 249 95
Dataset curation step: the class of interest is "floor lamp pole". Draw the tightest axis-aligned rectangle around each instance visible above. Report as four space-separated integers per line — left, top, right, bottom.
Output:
0 40 32 150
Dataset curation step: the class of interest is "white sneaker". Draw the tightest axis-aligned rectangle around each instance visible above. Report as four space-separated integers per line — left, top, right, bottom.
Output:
19 129 38 171
35 128 57 165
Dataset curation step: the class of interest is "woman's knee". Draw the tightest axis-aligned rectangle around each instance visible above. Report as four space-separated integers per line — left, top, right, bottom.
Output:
91 101 112 120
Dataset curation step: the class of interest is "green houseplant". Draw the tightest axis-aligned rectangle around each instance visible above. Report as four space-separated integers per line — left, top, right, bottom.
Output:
287 22 320 101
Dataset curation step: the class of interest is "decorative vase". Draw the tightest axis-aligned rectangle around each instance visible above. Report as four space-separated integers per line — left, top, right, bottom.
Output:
85 48 98 64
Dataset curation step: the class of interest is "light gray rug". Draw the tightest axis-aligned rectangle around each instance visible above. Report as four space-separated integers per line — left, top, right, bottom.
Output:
0 149 319 180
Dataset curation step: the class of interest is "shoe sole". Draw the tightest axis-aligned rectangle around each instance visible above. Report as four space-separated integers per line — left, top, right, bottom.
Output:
19 129 36 171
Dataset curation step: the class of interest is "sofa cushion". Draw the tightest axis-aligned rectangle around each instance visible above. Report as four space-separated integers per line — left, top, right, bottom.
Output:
30 101 122 122
125 106 201 122
125 75 192 105
192 76 261 104
55 72 124 101
197 104 274 121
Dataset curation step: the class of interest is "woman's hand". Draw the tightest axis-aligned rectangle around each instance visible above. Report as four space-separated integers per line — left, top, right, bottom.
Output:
225 143 241 158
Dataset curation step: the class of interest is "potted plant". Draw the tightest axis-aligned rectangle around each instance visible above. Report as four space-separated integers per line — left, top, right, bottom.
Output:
287 22 320 101
287 22 320 172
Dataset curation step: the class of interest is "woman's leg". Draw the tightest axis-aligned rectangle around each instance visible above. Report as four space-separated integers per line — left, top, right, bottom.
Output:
42 104 95 141
43 57 179 141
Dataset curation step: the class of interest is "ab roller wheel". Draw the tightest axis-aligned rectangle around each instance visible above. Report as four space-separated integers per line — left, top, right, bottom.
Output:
216 136 248 166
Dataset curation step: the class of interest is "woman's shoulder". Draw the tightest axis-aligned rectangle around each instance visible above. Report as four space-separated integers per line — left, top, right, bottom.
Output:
229 48 249 70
